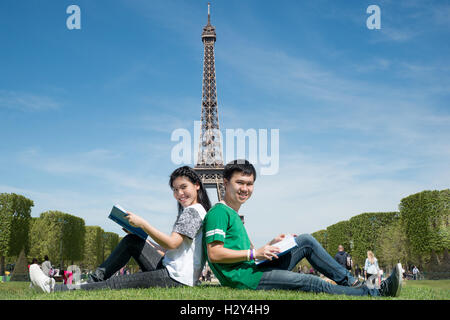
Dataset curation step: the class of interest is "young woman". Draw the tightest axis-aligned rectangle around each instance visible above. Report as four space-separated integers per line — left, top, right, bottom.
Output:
30 166 211 293
364 250 380 286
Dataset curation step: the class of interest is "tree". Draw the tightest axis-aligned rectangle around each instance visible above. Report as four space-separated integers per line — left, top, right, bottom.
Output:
0 193 33 276
349 212 398 266
84 226 104 270
27 211 85 269
10 248 29 282
377 219 408 270
325 220 352 257
400 189 450 268
103 232 119 262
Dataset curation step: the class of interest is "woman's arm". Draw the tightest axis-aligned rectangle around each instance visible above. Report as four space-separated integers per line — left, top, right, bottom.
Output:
125 211 184 250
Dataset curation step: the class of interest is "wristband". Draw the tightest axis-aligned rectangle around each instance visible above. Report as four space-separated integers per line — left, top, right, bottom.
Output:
250 248 254 261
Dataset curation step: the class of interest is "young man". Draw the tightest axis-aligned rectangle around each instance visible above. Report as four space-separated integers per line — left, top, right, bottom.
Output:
334 245 352 271
203 159 402 297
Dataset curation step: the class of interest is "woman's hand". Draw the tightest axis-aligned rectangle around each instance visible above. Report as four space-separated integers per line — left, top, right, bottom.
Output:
125 211 146 229
255 244 281 261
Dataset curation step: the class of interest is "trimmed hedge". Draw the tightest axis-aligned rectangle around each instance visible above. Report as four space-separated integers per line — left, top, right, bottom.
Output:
311 189 449 274
325 220 351 257
29 211 85 266
0 193 33 276
348 212 399 265
84 226 105 270
399 189 450 264
0 193 34 256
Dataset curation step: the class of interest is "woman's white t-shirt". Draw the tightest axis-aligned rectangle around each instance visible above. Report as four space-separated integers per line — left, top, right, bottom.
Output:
365 258 380 275
162 203 207 286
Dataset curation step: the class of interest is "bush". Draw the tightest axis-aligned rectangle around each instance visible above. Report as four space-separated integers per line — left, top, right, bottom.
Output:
400 189 450 267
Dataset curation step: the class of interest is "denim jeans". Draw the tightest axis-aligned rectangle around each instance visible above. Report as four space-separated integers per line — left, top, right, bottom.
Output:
99 233 164 279
256 234 379 296
55 234 182 291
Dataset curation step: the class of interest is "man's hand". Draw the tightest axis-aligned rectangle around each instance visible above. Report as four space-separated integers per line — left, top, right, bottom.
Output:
255 244 281 261
268 233 298 246
268 234 286 245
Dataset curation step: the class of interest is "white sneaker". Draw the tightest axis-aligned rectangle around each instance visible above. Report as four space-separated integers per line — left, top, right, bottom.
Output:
29 264 55 293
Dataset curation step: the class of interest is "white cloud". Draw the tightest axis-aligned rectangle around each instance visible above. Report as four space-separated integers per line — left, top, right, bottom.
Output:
0 90 61 112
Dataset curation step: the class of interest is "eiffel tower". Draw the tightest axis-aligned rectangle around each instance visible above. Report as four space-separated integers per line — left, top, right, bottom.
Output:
194 3 226 203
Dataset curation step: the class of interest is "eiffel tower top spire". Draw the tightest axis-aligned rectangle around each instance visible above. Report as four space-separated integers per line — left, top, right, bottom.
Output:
202 2 216 41
208 2 211 25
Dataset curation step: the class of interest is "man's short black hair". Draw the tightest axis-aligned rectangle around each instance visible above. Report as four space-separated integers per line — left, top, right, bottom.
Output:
223 159 256 182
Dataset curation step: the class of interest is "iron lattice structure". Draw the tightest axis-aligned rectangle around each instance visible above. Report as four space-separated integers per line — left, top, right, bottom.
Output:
194 3 226 202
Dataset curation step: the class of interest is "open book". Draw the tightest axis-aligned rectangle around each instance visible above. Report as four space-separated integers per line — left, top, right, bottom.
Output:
108 205 148 240
255 234 298 265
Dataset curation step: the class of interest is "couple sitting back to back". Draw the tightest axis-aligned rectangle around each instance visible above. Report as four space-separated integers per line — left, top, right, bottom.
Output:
30 160 402 297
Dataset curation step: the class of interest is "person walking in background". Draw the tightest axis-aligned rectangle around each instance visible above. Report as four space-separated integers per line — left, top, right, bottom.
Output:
41 256 53 277
334 245 353 273
412 265 419 280
63 269 73 285
364 251 380 286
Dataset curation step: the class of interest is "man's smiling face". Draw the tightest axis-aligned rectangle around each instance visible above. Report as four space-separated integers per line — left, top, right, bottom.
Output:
224 171 255 207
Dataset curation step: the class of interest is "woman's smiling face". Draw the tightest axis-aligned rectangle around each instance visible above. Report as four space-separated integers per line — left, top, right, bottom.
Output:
172 176 200 208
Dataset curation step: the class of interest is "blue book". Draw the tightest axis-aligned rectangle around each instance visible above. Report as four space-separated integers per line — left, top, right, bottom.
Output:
108 205 148 241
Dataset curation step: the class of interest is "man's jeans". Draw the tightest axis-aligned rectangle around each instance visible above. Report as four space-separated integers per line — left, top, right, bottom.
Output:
256 234 379 296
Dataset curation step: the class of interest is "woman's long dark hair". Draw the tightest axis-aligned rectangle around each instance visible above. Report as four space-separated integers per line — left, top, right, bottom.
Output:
169 166 212 214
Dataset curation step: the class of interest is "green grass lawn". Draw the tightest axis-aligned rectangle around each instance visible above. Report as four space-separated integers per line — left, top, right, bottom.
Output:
0 280 449 300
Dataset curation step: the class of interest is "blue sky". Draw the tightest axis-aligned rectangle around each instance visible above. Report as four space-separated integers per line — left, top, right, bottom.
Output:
1 0 449 247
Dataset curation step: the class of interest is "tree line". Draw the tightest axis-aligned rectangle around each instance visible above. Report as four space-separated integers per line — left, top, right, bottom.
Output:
311 189 449 276
1 189 449 277
0 193 121 275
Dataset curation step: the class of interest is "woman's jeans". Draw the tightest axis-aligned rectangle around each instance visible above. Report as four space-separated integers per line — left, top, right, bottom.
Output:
55 234 182 291
256 234 380 296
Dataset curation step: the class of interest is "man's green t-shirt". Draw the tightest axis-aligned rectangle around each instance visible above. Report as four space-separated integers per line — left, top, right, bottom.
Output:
203 203 263 289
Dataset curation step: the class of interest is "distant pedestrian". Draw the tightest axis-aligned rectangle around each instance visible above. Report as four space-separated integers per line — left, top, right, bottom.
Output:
41 256 54 277
364 251 380 286
412 266 419 280
334 245 353 271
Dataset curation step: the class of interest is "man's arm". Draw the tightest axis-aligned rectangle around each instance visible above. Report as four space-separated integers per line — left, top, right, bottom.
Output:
207 241 281 264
